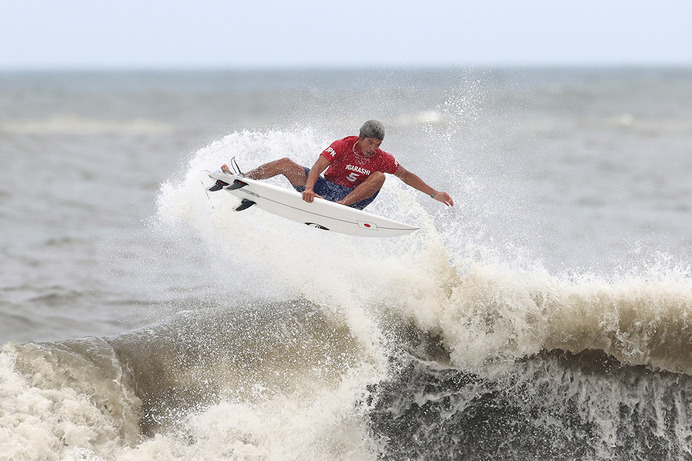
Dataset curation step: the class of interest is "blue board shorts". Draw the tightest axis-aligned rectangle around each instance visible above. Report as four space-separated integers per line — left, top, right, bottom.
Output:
292 167 379 210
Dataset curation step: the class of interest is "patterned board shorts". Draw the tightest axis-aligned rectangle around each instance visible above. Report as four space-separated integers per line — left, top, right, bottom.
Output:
292 166 379 210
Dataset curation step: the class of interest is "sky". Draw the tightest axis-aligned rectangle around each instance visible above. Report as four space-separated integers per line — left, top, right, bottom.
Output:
1 0 691 69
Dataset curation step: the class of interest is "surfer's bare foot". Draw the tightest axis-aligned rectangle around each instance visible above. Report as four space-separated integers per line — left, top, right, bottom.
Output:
221 164 231 174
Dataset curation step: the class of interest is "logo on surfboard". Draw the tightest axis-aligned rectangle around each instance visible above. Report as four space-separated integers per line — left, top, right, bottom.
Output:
305 223 330 231
357 221 378 230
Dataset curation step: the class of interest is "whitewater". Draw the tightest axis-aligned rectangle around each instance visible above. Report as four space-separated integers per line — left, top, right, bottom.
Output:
1 68 691 460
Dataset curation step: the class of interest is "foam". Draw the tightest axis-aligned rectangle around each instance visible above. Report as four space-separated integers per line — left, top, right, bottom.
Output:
115 373 379 460
0 339 141 460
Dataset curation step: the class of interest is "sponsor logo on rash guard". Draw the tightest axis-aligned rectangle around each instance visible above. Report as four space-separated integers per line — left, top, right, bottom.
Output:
345 164 371 175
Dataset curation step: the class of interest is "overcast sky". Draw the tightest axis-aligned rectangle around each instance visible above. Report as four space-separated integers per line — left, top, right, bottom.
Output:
2 0 691 69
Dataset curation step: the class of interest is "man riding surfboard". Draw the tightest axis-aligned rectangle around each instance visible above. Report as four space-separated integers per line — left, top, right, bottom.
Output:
221 120 454 210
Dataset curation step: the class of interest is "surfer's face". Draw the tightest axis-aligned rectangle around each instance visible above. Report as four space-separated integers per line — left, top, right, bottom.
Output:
358 137 382 156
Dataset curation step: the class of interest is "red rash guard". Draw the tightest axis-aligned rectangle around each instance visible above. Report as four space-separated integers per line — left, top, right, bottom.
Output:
320 136 399 187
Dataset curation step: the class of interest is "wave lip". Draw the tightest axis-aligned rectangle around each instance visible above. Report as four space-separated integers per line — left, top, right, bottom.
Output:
0 301 383 460
426 260 692 375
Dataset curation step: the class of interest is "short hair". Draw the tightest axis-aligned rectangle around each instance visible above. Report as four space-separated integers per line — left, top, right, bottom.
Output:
359 120 385 140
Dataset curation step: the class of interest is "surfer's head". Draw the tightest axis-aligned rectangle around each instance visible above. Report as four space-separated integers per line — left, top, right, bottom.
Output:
359 120 385 141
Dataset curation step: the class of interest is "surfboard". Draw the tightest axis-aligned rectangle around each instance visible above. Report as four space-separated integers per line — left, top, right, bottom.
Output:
206 171 418 237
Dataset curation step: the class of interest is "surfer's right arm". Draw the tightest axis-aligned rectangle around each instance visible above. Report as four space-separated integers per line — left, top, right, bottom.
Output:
303 156 330 203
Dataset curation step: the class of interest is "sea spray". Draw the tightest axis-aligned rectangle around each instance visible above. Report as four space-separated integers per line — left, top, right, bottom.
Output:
160 129 692 376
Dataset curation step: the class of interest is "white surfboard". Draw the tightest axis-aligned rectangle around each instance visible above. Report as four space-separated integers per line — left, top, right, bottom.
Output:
207 171 418 237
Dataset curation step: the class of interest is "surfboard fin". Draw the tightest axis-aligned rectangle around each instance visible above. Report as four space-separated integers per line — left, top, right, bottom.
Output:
226 180 248 190
209 177 247 192
234 199 256 212
208 180 229 192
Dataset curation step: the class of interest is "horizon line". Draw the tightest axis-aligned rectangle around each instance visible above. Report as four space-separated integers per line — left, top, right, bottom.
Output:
2 62 692 73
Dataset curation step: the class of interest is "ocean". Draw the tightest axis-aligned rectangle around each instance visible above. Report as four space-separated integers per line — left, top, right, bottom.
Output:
1 67 691 460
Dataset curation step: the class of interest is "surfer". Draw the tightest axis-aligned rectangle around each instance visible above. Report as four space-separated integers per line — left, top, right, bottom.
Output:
221 120 454 210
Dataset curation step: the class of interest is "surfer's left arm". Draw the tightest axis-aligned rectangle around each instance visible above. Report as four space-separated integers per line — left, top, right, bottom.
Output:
394 166 454 206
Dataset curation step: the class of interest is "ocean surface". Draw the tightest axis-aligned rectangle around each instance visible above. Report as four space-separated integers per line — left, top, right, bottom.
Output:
1 67 691 460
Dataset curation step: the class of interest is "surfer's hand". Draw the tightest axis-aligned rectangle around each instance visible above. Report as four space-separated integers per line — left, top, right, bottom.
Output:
302 188 317 203
433 191 454 207
221 164 231 174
